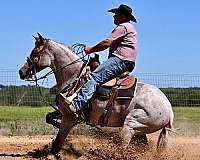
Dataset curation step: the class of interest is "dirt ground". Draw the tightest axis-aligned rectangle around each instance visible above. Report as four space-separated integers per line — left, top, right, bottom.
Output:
0 132 200 160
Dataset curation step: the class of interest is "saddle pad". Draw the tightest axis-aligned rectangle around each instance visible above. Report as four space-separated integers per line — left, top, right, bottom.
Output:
94 78 137 98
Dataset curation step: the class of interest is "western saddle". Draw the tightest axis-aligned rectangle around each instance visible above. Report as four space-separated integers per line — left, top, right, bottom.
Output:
96 73 137 126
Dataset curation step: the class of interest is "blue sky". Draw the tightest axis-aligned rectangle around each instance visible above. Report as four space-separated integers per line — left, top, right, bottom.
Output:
0 0 200 74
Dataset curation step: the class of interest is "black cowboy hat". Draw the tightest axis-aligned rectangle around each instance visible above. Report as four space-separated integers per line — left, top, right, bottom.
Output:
108 4 137 23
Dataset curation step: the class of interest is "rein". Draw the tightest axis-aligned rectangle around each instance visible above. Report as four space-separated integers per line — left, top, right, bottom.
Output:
27 43 90 110
27 43 89 82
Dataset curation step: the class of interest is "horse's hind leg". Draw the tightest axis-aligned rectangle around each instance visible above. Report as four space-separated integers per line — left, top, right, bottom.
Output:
122 125 135 147
122 110 149 147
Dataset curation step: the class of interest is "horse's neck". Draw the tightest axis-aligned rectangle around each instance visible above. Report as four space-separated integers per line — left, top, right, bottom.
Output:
49 41 83 93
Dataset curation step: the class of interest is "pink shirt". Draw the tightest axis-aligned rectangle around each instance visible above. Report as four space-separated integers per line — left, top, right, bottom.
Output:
107 22 137 62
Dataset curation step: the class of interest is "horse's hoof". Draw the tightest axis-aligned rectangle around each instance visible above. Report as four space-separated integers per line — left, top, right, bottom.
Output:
50 148 60 155
131 135 148 145
50 139 61 155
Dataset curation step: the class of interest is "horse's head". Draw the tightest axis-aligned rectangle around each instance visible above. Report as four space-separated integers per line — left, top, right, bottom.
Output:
19 33 52 79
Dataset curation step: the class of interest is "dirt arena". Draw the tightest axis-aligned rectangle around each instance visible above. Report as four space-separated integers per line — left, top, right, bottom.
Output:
0 130 200 160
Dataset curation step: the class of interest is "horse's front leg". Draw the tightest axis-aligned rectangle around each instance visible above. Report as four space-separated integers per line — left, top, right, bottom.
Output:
46 110 62 128
50 115 74 154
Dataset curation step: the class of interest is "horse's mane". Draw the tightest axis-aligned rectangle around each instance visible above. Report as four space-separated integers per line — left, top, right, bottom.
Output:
48 39 76 56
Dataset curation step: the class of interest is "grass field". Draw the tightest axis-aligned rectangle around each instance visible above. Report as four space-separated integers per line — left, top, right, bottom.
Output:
172 107 200 136
0 106 56 136
0 106 200 136
173 107 200 123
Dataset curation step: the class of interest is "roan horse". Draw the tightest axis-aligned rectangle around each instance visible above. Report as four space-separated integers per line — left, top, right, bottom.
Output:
19 33 174 154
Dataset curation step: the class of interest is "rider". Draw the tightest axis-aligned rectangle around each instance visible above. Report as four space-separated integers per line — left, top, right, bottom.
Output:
60 4 138 115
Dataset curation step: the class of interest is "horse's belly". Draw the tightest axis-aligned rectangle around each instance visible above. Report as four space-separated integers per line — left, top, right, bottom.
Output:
88 98 129 127
89 112 125 127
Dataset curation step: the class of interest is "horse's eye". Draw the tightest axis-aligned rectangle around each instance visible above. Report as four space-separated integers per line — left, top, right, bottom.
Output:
34 57 39 63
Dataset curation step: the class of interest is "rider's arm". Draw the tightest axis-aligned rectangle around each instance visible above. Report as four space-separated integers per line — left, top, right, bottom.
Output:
84 39 113 54
85 25 127 54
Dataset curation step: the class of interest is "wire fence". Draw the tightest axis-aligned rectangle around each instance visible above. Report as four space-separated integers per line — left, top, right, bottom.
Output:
136 73 200 106
0 70 200 107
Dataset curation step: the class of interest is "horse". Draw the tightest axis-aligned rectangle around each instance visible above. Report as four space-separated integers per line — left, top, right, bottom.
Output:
19 33 174 154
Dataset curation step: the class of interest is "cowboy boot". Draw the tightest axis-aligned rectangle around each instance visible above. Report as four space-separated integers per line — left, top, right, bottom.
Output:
59 93 86 120
59 92 78 104
59 93 77 112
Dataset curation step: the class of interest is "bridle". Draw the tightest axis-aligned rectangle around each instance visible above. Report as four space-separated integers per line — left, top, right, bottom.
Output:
25 39 49 79
26 41 89 81
25 41 90 110
26 56 39 79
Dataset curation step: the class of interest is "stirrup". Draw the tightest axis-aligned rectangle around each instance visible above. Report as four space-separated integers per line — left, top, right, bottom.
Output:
68 102 77 113
59 92 77 105
65 102 80 118
67 93 78 104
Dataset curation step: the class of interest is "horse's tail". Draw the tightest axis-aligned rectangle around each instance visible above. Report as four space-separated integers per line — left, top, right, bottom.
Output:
157 127 168 153
167 106 174 129
157 107 174 153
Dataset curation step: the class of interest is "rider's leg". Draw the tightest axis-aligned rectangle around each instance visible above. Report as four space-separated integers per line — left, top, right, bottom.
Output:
62 56 134 112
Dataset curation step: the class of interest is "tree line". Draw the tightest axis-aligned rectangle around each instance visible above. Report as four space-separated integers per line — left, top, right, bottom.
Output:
0 85 200 107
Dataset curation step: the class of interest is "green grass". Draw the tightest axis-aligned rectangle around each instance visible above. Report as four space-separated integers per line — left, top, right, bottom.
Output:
0 106 56 136
0 106 200 136
0 106 54 121
172 107 200 136
173 107 200 123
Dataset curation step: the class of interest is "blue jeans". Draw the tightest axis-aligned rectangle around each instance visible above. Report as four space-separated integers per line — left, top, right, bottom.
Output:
72 56 135 111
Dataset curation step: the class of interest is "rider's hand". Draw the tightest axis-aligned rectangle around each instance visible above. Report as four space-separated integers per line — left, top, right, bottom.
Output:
84 47 92 54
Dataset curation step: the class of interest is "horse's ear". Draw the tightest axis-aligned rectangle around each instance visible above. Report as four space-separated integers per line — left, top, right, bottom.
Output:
37 32 44 42
34 32 45 45
32 35 38 41
32 33 44 46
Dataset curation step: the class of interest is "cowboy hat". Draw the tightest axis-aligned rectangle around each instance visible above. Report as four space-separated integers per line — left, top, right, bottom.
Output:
108 4 137 23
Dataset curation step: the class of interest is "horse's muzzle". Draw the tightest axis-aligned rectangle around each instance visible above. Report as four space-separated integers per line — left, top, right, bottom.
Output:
19 69 26 80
